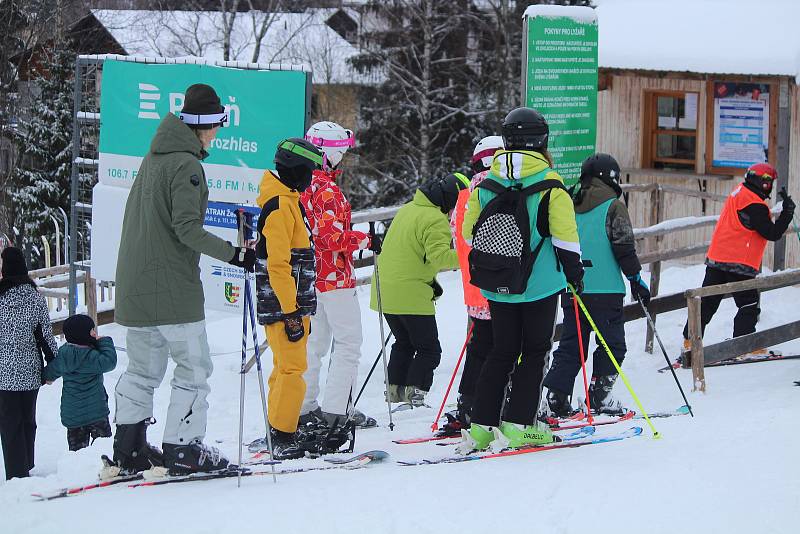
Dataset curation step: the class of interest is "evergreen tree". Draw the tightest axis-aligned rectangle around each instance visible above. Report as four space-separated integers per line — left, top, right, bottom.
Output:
9 41 79 263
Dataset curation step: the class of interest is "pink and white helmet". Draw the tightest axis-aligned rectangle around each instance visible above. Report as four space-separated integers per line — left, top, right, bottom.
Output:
471 135 504 173
305 121 355 171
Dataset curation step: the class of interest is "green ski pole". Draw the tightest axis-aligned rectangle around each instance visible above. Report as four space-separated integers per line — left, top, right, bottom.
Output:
569 284 661 439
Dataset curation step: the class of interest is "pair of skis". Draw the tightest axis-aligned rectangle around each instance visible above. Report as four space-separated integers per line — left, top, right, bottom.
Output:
658 351 800 372
393 405 689 445
31 450 389 501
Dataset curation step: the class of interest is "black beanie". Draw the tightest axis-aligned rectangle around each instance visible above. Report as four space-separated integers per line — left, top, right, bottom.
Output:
179 84 227 130
63 314 96 347
1 247 27 278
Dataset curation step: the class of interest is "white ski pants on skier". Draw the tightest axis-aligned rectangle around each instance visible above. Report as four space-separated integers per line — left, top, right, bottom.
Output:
301 288 363 416
114 321 213 445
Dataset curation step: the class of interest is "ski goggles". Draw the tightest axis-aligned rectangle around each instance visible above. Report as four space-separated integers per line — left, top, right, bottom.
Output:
305 135 356 149
471 148 499 165
179 111 228 126
278 140 324 167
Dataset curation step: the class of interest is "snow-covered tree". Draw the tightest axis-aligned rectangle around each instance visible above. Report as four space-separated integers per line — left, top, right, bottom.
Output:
9 41 81 261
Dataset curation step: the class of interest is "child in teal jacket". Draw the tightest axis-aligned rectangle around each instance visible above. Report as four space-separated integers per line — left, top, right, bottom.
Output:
44 315 117 451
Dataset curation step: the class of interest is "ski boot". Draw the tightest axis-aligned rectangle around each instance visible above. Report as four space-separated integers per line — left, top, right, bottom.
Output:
455 423 494 455
270 428 307 460
546 389 575 419
112 419 164 475
301 415 355 455
386 384 407 403
407 387 428 408
162 439 230 475
348 408 377 429
438 394 472 437
588 375 628 416
493 421 556 450
679 339 692 368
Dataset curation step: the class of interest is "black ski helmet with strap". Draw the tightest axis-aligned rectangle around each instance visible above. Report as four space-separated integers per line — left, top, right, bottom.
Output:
579 153 622 198
501 107 549 151
419 172 470 213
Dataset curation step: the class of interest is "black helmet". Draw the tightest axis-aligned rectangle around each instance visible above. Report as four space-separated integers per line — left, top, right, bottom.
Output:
273 138 323 191
419 172 470 213
580 153 622 197
501 107 549 151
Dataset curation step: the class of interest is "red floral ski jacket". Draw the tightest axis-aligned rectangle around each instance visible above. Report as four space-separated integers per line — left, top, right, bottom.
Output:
301 169 370 292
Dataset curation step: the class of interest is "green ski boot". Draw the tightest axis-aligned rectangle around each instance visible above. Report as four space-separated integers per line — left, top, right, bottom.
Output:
455 423 494 455
494 421 556 450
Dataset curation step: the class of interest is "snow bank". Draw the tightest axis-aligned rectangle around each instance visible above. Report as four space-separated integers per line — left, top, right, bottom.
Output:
595 0 800 81
524 5 597 23
2 264 798 533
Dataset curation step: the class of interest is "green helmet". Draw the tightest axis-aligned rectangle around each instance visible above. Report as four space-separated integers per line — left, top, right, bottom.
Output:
274 138 324 171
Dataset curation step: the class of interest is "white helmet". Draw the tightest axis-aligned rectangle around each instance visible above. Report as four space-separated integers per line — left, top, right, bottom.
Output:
305 121 355 171
471 135 504 173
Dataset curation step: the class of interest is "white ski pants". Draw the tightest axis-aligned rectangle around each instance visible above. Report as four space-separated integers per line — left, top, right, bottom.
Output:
114 321 213 445
301 288 363 416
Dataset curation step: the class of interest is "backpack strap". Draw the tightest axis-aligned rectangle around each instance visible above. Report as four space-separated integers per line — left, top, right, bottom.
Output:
520 179 567 197
476 179 511 195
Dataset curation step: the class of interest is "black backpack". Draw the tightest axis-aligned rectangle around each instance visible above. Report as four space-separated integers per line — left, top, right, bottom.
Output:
468 177 565 295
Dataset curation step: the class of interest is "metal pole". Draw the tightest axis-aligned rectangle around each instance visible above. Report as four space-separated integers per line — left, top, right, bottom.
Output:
370 222 394 431
637 299 694 417
68 60 83 315
236 211 248 487
50 215 61 266
774 78 791 271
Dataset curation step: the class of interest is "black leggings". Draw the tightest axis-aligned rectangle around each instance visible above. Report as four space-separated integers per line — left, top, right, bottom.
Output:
471 295 558 427
384 314 442 391
458 317 493 398
682 266 760 340
0 389 38 480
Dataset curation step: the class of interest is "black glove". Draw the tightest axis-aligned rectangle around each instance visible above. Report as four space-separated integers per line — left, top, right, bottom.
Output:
229 247 256 272
779 188 795 215
430 278 444 301
283 310 305 342
569 278 584 296
369 233 382 255
627 273 651 307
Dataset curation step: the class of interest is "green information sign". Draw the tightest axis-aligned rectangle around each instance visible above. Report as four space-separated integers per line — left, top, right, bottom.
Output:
98 60 309 203
523 7 598 187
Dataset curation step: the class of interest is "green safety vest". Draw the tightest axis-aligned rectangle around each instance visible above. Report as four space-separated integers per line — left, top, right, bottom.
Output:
576 198 625 294
477 169 567 303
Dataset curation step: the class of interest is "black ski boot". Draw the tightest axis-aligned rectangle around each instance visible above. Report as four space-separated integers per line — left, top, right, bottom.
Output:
271 428 306 460
438 395 472 437
588 375 628 415
112 419 164 474
162 439 230 475
301 416 355 455
546 389 575 418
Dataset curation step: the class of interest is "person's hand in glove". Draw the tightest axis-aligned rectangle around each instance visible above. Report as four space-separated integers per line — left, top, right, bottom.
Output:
627 272 651 306
283 309 305 342
430 278 444 301
779 188 795 216
568 278 584 296
369 233 382 255
229 246 256 272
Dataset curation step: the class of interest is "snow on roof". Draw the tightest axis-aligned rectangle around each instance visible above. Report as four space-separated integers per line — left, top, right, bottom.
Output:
91 9 370 85
524 5 597 23
594 0 800 80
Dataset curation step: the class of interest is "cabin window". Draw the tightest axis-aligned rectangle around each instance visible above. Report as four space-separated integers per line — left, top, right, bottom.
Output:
642 90 699 171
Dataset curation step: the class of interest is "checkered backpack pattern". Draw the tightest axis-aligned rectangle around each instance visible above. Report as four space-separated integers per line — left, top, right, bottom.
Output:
468 177 564 294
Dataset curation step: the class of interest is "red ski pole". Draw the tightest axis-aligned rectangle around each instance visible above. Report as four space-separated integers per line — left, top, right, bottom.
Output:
431 322 475 432
571 288 594 425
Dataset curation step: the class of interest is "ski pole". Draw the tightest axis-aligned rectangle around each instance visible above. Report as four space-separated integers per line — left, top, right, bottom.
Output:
236 210 248 488
569 285 661 438
430 322 474 432
637 298 694 417
370 221 394 431
571 293 593 424
246 278 277 483
353 332 393 408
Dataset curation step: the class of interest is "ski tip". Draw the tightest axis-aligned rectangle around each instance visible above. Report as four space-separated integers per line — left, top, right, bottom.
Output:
627 426 644 437
677 405 691 414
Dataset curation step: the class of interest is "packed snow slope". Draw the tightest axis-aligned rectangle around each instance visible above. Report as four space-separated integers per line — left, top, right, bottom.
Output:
1 264 798 534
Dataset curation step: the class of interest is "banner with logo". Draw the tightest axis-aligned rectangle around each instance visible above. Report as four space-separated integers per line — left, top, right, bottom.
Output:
523 6 598 187
92 59 309 314
99 60 308 203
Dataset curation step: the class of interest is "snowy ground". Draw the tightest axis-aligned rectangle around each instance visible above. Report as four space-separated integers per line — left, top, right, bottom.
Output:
2 263 798 534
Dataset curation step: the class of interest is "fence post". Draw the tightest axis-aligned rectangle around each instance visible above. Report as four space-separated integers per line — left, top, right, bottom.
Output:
85 267 97 325
687 294 705 392
645 185 663 353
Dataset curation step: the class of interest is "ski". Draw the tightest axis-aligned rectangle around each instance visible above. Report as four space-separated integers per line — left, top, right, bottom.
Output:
434 425 596 446
398 427 642 466
707 352 800 367
128 450 389 489
32 473 143 501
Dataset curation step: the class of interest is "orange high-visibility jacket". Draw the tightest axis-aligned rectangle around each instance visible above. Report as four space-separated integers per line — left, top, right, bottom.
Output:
707 183 769 271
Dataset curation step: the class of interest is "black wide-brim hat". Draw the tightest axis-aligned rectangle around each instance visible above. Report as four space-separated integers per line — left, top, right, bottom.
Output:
179 84 227 130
